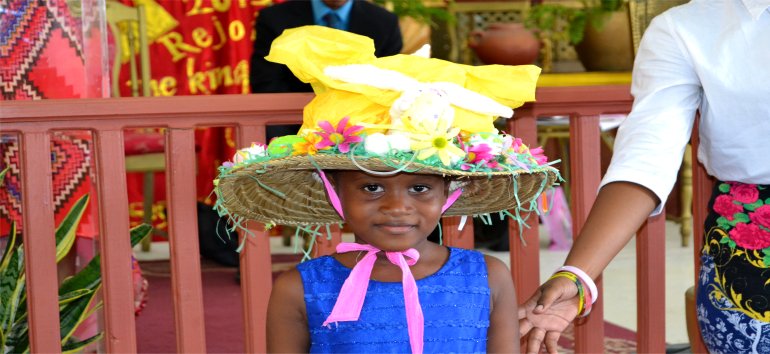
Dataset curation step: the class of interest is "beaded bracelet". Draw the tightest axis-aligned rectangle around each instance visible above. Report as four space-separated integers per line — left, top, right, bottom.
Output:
548 271 585 316
559 265 598 305
578 283 593 318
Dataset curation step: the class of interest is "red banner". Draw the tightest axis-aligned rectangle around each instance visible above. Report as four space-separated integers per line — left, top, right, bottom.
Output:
117 0 274 97
116 0 275 231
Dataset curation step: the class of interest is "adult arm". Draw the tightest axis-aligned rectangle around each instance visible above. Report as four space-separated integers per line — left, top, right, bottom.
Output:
519 182 658 353
519 10 702 353
266 268 310 353
485 255 518 353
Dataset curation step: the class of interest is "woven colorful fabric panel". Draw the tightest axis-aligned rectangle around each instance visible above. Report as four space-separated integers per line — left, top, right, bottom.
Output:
0 0 98 238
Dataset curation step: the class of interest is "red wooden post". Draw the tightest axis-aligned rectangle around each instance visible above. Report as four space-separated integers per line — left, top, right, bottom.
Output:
508 109 542 301
165 128 207 352
20 130 62 353
237 123 272 353
240 224 272 353
313 224 343 257
636 214 667 353
569 114 605 353
689 118 712 353
93 129 138 352
442 216 474 249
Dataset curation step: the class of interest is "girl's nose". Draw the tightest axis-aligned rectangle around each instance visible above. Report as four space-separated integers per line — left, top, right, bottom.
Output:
379 191 412 215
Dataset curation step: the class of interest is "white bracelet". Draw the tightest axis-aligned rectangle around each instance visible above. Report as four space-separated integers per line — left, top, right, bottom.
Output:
558 265 598 304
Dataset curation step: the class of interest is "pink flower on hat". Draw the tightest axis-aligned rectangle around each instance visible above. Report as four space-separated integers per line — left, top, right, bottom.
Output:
749 205 770 229
729 183 759 204
315 116 364 153
713 194 743 220
461 142 498 170
728 222 770 250
528 146 548 166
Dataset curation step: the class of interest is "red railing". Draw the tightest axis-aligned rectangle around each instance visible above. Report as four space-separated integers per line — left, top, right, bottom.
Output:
0 87 706 353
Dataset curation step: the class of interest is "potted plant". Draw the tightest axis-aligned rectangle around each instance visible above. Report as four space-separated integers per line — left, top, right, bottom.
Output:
372 0 454 54
525 0 633 72
0 168 152 352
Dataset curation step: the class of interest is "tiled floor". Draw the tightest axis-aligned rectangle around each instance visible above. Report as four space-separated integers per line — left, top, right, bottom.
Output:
135 220 695 346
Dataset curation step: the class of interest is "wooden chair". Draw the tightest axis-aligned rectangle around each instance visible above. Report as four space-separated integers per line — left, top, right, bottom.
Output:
106 1 165 251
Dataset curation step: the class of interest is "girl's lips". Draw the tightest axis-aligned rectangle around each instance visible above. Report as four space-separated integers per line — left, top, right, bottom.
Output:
376 224 416 234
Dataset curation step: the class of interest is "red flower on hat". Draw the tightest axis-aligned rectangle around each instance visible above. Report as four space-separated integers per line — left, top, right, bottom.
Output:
729 183 759 204
728 222 770 250
713 194 743 220
749 205 770 230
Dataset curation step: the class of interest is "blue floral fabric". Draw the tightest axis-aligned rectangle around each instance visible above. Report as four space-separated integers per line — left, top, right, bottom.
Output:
297 247 490 353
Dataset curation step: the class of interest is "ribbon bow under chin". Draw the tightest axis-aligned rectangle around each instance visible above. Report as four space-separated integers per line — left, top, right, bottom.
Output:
322 242 424 354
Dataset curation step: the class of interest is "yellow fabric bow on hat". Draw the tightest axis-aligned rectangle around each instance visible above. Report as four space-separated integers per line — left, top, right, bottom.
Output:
265 26 541 135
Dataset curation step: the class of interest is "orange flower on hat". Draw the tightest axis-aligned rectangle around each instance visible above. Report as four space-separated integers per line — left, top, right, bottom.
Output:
292 134 323 156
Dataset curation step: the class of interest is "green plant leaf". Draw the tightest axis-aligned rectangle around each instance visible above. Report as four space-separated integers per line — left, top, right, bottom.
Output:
719 183 730 193
59 285 100 345
58 289 94 308
0 222 18 283
62 332 104 353
0 166 9 185
59 224 152 296
5 322 29 354
0 235 25 345
55 195 89 264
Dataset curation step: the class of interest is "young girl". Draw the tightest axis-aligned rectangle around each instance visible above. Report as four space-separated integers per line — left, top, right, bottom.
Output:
213 26 558 353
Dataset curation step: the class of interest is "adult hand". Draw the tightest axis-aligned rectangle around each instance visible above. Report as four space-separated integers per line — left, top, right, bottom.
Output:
518 276 581 354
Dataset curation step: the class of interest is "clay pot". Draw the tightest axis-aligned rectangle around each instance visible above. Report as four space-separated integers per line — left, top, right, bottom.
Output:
467 23 540 66
574 11 634 72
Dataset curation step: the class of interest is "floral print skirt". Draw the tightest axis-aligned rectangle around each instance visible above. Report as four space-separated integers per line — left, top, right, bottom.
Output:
696 181 770 353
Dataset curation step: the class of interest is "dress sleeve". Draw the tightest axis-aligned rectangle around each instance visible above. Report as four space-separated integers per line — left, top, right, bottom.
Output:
600 12 702 214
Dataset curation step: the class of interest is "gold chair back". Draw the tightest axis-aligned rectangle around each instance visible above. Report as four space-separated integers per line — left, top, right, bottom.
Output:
628 0 690 55
106 0 151 97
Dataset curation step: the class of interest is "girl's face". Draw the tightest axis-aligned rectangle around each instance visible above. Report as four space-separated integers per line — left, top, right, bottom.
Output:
333 171 448 252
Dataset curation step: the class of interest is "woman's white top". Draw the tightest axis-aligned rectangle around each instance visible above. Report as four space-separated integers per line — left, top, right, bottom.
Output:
601 0 770 213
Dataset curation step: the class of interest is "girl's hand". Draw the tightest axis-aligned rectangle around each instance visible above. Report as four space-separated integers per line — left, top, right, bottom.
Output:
518 276 580 354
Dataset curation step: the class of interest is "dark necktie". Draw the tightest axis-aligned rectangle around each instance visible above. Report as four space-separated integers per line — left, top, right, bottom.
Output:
323 12 342 30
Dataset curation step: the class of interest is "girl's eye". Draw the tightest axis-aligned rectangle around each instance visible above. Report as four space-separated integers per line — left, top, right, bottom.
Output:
363 184 383 193
409 185 431 193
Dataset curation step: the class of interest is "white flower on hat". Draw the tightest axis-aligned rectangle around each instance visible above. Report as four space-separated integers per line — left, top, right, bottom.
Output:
233 142 267 164
390 86 454 129
468 133 505 155
364 132 412 155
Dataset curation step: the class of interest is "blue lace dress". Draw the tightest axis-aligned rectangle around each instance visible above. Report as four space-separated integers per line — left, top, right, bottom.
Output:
297 247 490 353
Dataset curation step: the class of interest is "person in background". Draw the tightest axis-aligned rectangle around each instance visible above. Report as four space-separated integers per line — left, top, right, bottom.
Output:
518 1 770 353
250 0 403 102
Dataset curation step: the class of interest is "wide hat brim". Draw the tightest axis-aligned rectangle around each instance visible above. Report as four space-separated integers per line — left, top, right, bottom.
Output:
217 154 559 226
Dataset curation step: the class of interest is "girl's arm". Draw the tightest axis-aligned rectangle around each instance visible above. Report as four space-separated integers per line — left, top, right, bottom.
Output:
485 255 519 353
267 268 310 353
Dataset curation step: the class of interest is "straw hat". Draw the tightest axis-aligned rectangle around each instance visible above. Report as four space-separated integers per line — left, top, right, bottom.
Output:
213 26 560 228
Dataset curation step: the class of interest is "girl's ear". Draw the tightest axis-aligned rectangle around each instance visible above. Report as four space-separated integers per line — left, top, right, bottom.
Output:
327 171 338 190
